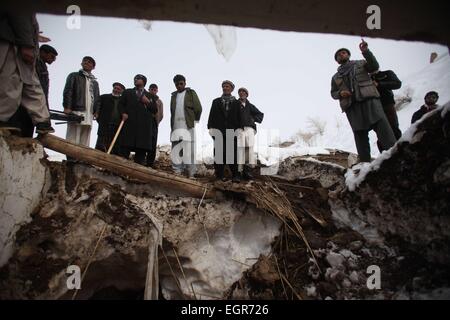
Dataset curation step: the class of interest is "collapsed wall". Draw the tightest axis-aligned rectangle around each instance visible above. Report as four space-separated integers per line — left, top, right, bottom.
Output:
1 101 449 300
0 131 280 299
0 134 50 267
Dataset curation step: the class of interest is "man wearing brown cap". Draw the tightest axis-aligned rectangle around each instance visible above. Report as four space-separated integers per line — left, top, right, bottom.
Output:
236 87 264 179
207 80 241 182
95 82 125 154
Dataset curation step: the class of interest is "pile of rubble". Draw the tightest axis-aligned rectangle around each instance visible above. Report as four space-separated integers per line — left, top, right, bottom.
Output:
0 105 449 300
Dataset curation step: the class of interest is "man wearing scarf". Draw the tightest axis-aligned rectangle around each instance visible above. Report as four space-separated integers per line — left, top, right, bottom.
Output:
207 80 241 182
95 82 125 154
63 56 100 151
331 40 396 163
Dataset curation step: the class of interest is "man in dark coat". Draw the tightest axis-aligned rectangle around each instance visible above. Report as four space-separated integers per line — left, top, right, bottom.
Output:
371 69 402 145
118 74 157 165
146 83 164 167
331 40 396 163
95 82 125 154
411 91 439 124
207 80 241 182
236 87 264 180
36 44 58 109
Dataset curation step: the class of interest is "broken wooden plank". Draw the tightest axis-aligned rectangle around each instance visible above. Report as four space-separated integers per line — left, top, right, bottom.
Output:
38 134 215 199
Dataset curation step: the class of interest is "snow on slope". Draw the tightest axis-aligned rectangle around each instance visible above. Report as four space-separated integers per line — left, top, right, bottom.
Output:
395 51 450 130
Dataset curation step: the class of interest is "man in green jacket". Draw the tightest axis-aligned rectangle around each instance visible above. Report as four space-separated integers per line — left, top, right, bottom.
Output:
331 40 396 163
170 74 202 177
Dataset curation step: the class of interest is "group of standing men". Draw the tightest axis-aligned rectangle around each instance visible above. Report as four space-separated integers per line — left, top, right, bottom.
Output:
63 66 264 182
2 12 441 176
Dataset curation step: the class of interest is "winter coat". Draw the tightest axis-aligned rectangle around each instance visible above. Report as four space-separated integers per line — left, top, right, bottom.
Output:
372 70 402 106
153 95 163 125
170 88 202 130
118 88 157 151
96 94 121 136
331 50 380 112
411 105 437 124
63 70 100 112
238 99 264 131
207 97 241 133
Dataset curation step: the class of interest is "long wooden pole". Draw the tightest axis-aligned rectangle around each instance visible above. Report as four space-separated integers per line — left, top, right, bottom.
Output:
38 134 214 199
107 120 124 154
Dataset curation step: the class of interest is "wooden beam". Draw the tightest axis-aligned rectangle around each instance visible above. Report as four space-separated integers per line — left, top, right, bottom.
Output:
38 134 215 199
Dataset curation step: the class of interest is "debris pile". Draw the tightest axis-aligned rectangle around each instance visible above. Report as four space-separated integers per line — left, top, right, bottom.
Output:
0 105 449 300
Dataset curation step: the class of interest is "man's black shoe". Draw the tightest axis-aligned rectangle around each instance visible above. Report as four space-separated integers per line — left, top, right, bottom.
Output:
35 122 55 134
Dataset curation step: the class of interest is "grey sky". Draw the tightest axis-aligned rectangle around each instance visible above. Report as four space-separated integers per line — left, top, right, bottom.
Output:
37 13 447 149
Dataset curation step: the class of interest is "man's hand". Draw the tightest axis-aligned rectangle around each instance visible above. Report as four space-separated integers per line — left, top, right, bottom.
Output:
359 40 369 53
122 113 128 121
373 80 379 87
38 32 51 43
64 107 72 114
340 90 352 98
20 47 35 65
141 95 151 105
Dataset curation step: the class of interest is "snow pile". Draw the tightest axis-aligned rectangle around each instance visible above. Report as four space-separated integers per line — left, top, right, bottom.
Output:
171 207 281 299
395 51 450 129
197 138 329 168
345 102 449 191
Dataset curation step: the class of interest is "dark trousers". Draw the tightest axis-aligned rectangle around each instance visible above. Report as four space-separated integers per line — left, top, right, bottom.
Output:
377 103 402 152
353 118 396 163
213 134 238 178
146 120 158 167
95 123 120 155
6 105 34 137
